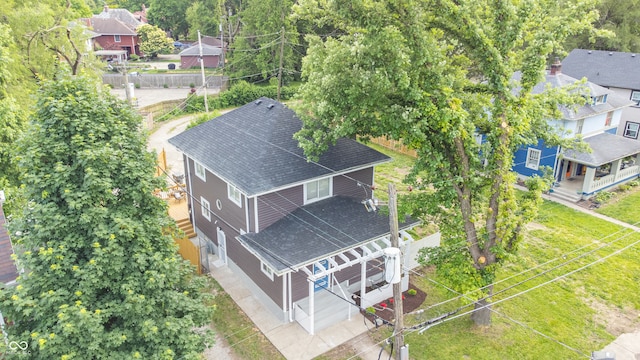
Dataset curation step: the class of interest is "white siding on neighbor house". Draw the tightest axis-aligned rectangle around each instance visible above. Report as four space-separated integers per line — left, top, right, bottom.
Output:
549 109 623 139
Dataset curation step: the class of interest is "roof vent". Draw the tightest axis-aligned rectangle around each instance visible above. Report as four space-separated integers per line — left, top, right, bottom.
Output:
633 54 637 57
267 104 275 109
609 52 613 56
588 50 592 54
255 99 262 105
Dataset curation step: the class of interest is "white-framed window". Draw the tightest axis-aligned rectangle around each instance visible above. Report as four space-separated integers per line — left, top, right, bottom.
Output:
624 122 640 139
631 90 640 103
114 35 121 42
576 119 584 135
201 197 211 221
592 94 607 105
194 161 206 181
525 148 541 170
261 261 274 281
227 184 242 207
304 177 332 204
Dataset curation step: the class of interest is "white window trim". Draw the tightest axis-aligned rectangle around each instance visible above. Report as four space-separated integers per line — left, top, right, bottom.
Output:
201 197 211 221
303 177 333 204
624 122 639 139
261 261 274 281
631 90 640 102
227 183 242 207
525 148 541 170
114 34 121 42
194 161 206 181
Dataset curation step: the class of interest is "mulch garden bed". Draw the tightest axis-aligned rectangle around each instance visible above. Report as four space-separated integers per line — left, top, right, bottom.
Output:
353 283 427 325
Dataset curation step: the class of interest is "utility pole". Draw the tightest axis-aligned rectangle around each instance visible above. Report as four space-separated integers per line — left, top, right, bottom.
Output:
277 26 285 101
388 183 406 360
198 30 209 113
219 22 224 70
123 60 131 104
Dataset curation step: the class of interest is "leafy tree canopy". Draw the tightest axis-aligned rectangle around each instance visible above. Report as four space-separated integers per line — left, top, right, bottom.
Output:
294 0 596 326
227 0 300 84
138 23 174 58
147 0 190 39
0 74 213 358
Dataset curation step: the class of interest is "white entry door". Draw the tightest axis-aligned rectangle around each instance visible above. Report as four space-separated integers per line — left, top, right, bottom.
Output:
217 227 227 264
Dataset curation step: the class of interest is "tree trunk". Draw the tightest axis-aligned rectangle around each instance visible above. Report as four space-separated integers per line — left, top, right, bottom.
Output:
471 298 492 326
471 284 493 326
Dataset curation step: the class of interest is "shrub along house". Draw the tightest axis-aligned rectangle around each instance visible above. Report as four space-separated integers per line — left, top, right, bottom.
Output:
168 98 419 334
512 60 640 201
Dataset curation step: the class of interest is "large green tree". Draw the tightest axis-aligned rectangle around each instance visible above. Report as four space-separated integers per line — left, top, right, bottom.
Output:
0 74 213 359
294 0 595 326
138 23 174 58
227 0 300 83
147 0 190 39
185 0 223 41
566 0 640 52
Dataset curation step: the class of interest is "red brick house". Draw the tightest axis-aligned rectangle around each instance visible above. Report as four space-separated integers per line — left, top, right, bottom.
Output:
84 6 143 57
179 42 223 69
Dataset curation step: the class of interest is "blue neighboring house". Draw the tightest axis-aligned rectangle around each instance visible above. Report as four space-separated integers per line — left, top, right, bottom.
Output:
512 60 640 201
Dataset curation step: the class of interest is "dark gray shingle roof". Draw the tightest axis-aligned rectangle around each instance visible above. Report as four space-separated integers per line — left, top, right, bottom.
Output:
238 196 420 272
90 18 137 36
168 98 391 196
563 132 640 166
514 71 633 120
563 49 640 90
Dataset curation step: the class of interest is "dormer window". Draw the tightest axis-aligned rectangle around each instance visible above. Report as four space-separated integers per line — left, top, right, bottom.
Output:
591 94 607 105
304 177 332 204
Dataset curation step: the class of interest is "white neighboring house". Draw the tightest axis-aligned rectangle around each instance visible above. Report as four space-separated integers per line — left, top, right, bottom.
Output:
563 49 640 141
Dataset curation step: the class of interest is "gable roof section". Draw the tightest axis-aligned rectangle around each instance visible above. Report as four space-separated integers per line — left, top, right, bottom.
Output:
89 18 137 36
562 132 640 166
95 8 142 30
0 202 18 285
515 70 634 120
168 98 391 196
563 49 640 90
238 196 420 273
179 43 223 57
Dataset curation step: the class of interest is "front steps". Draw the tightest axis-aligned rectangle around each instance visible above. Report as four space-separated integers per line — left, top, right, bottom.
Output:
176 218 196 239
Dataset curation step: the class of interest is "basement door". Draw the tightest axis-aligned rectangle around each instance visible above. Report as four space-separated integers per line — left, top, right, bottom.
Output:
216 227 227 264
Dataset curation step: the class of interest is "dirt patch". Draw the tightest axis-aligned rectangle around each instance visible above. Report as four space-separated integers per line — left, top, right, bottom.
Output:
355 283 428 325
585 296 640 335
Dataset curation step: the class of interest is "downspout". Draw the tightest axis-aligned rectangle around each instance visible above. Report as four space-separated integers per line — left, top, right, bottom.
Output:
186 157 195 229
288 272 293 322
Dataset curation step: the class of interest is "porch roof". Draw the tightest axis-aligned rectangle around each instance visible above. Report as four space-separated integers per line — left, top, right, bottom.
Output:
237 196 420 274
563 132 640 166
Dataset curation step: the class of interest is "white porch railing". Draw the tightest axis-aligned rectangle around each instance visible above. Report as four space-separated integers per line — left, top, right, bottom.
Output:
360 285 394 309
588 165 639 193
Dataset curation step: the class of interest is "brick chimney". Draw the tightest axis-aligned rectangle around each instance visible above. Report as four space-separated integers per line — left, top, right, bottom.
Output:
550 57 562 75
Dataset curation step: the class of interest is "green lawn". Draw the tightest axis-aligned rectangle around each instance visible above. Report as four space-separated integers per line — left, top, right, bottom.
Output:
595 185 640 225
399 200 640 359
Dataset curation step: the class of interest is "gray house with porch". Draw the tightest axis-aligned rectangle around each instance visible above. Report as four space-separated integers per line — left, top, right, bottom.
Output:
168 98 419 334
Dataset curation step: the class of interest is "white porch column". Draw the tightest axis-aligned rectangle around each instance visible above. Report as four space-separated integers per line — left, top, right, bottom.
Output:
611 159 622 176
360 259 367 308
308 276 315 335
583 167 596 193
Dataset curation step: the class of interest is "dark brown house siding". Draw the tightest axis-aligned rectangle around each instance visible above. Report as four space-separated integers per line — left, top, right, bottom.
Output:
226 232 284 308
186 157 247 234
257 185 303 231
333 168 376 198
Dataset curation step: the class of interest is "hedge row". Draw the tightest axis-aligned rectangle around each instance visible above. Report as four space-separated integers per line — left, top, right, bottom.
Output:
182 80 298 114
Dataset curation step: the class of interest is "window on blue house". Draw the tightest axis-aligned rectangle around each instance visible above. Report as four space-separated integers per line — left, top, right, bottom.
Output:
525 148 541 170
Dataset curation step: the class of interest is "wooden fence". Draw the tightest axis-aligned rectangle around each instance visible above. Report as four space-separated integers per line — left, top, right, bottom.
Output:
369 137 417 158
155 148 167 177
174 236 202 274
